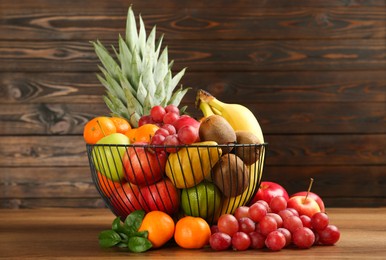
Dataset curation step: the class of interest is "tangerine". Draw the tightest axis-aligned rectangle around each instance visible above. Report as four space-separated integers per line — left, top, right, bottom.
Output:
174 216 211 249
125 124 159 143
83 117 116 144
110 117 131 134
138 211 175 248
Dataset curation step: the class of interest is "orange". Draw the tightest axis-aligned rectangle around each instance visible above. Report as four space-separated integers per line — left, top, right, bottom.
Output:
83 117 116 144
174 216 211 249
96 172 123 198
125 124 159 143
110 117 131 134
138 211 175 248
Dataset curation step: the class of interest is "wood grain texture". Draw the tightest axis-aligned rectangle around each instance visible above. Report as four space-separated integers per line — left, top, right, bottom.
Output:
1 4 385 40
0 0 385 208
0 208 385 258
1 40 385 72
1 71 385 104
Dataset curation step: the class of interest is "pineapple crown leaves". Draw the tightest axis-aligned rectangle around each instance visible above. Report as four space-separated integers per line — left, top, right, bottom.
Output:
91 6 188 127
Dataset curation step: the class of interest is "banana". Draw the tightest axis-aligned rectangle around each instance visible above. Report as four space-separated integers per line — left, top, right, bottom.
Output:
196 89 264 143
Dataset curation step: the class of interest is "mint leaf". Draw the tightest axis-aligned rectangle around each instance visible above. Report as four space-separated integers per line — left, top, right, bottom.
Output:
99 230 122 248
128 236 152 253
124 210 145 234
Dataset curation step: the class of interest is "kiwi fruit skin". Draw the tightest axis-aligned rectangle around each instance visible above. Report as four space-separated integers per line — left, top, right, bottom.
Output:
199 115 236 153
235 130 261 165
212 154 249 197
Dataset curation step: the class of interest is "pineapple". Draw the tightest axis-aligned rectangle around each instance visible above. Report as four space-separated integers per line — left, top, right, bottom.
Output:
91 6 189 127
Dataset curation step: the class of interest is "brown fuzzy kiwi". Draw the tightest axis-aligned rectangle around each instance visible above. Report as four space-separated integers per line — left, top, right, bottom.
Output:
234 130 261 165
212 154 249 197
199 115 236 153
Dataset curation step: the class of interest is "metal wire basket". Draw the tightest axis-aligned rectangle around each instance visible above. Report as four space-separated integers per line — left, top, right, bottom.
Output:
86 143 267 224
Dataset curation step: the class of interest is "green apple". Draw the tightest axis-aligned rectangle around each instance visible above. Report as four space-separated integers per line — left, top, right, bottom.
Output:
92 133 130 181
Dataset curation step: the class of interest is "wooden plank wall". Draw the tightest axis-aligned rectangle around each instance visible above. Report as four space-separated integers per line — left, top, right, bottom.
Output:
0 0 385 209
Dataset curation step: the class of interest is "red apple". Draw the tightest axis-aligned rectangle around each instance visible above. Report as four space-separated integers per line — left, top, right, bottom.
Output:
123 144 167 186
138 178 180 215
291 191 325 212
250 181 289 205
110 183 142 219
172 115 200 132
287 196 321 217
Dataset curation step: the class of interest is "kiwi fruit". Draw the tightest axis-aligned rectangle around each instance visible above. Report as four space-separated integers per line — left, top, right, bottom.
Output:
212 154 249 197
199 115 236 153
234 130 261 165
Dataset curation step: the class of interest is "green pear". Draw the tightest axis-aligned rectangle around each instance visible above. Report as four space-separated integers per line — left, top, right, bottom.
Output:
92 133 130 181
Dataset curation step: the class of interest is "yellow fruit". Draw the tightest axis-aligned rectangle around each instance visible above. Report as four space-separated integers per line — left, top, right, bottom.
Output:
165 141 222 189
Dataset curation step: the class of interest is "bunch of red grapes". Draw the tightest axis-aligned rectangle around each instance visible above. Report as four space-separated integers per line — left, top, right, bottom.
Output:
209 196 340 251
138 104 200 152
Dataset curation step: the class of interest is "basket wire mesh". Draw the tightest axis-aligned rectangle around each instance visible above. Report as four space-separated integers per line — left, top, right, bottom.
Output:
86 143 267 224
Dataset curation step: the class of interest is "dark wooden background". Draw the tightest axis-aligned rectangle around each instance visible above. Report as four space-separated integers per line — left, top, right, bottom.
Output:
0 0 385 209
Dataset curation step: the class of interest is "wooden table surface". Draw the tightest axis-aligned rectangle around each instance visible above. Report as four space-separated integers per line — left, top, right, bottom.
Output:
0 207 385 259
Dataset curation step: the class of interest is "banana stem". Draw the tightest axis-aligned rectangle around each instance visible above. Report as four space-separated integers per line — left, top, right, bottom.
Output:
197 89 225 112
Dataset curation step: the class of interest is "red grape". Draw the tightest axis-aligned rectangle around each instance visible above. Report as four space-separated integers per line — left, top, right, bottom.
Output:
248 231 266 249
163 134 180 153
238 217 256 234
232 232 251 251
164 104 180 114
248 202 267 222
209 232 231 251
218 214 239 237
270 196 287 213
287 208 300 217
155 128 169 137
138 115 154 127
311 212 329 231
163 112 179 124
265 230 286 251
150 105 166 122
234 206 250 220
267 213 283 228
211 225 220 234
300 215 312 229
292 227 315 249
318 225 340 245
178 125 198 145
283 215 303 233
256 200 270 211
278 209 295 220
258 215 278 236
161 124 176 135
277 227 292 247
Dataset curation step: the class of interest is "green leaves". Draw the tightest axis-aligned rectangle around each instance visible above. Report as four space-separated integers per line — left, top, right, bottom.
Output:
91 5 190 126
98 210 152 253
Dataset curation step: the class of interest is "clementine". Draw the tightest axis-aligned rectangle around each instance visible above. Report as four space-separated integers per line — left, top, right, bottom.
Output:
110 117 131 134
125 124 159 143
138 211 175 248
174 216 211 249
83 117 116 144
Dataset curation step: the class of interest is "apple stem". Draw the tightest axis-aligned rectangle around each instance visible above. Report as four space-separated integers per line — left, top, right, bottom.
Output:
96 120 106 137
305 178 314 200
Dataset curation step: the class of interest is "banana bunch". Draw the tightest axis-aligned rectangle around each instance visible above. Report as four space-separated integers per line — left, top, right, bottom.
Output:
196 89 264 143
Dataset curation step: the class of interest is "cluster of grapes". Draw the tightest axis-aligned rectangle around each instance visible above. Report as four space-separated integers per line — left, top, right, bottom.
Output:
209 196 340 251
139 105 200 152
